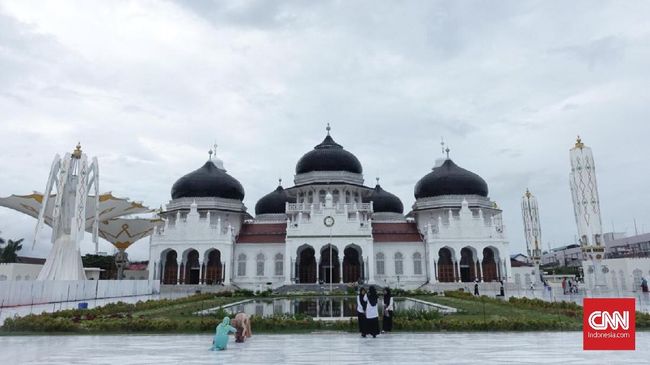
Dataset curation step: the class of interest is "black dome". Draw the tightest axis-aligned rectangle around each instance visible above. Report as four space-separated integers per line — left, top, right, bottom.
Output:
364 184 404 214
171 161 245 200
414 159 488 199
295 134 363 174
255 184 295 215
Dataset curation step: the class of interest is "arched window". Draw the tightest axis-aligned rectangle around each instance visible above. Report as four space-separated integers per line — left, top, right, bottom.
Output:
376 253 385 275
256 253 265 276
345 191 351 203
394 252 404 275
308 191 313 204
0 275 7 281
333 190 340 203
413 252 422 275
15 275 22 281
237 254 247 276
275 253 284 276
319 190 326 203
298 193 304 204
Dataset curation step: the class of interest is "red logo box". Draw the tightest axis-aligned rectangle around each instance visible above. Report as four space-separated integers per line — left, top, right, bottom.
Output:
583 298 635 350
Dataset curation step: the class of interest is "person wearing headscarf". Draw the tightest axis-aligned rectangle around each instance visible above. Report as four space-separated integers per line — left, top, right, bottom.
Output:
356 287 368 337
363 285 380 338
212 316 237 351
382 287 394 333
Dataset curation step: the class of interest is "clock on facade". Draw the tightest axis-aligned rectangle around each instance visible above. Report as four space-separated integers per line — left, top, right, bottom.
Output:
323 216 335 227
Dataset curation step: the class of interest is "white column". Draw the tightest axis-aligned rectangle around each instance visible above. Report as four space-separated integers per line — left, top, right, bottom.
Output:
339 258 343 284
367 240 376 284
431 247 439 283
315 253 321 283
455 260 461 282
224 246 232 285
284 244 292 285
477 251 484 282
176 260 182 285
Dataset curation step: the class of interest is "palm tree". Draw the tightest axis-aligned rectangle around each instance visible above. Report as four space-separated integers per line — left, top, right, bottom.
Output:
0 238 23 263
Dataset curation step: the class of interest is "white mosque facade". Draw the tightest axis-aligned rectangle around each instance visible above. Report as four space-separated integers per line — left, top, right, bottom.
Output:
148 128 511 290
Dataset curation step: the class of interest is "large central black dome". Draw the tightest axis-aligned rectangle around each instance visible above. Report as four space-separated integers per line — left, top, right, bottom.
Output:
171 160 245 200
363 183 404 214
295 133 363 174
414 159 488 199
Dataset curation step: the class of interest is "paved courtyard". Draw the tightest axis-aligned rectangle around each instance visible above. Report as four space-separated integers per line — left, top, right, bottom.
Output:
1 332 648 364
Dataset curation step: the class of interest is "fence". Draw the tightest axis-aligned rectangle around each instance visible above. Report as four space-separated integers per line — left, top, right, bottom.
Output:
0 280 160 307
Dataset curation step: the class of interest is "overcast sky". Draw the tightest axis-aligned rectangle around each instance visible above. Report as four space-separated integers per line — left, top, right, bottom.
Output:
1 0 650 261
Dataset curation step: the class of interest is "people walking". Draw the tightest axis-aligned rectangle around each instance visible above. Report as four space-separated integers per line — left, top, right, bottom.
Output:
474 279 480 296
382 287 394 333
364 286 380 338
642 277 648 293
356 287 368 337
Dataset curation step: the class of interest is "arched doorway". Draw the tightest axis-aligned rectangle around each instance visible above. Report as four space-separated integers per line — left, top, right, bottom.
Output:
481 247 498 282
162 250 178 284
437 247 455 282
184 249 200 285
343 245 362 283
319 245 340 284
460 247 476 282
205 249 223 285
297 245 316 283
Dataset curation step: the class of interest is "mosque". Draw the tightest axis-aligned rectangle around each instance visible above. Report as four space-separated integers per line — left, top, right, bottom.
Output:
148 126 511 290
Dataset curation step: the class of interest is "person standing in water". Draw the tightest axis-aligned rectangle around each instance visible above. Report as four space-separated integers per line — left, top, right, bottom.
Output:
213 316 237 351
356 287 368 337
382 287 394 333
364 286 380 338
232 312 253 343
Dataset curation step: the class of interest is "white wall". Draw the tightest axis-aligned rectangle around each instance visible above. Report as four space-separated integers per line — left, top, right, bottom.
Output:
0 280 160 307
583 258 650 292
373 242 427 289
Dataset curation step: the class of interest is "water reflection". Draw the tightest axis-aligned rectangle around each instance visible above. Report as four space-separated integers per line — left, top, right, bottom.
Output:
221 297 440 319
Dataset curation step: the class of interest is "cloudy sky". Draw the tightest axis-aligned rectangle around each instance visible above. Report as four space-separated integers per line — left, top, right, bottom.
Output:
1 0 649 261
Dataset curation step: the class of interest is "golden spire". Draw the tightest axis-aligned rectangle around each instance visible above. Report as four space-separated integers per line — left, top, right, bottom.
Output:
72 142 82 159
574 135 584 149
525 189 532 198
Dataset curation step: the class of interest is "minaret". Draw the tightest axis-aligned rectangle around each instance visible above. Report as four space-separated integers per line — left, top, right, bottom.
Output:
569 136 605 286
521 189 542 285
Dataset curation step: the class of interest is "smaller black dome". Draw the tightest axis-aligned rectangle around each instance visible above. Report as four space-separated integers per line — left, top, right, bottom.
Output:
364 184 404 214
255 184 295 215
171 161 245 200
295 133 363 174
414 159 488 199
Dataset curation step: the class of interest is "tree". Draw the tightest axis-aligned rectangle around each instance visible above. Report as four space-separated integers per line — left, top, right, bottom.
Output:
0 238 24 263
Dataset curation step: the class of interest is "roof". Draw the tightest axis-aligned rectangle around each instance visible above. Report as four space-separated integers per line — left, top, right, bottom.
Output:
16 256 46 265
236 223 287 244
372 222 423 243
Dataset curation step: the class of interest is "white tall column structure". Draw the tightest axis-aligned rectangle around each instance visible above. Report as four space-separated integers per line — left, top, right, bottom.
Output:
569 136 605 287
521 189 542 286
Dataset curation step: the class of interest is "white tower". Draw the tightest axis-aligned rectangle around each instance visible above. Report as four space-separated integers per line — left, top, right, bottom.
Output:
521 189 542 285
569 136 605 286
34 143 99 280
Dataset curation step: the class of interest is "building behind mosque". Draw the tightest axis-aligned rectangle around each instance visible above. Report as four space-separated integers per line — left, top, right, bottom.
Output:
148 127 510 290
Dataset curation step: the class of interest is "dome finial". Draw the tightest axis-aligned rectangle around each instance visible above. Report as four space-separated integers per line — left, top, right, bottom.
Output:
72 142 82 159
376 177 380 185
440 137 446 156
278 177 282 186
326 122 331 136
445 146 450 159
575 135 584 149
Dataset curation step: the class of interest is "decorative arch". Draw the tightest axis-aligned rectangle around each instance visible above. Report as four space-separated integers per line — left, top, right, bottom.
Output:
343 244 363 283
183 249 200 285
161 249 178 284
320 244 340 283
204 249 222 285
296 245 316 283
481 246 499 282
437 247 455 282
459 246 477 282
